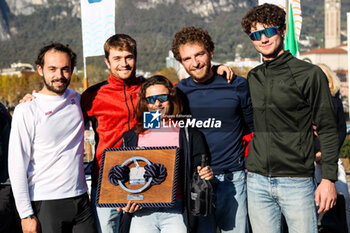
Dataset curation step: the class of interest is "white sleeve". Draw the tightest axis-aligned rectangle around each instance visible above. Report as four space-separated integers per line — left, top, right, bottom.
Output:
8 104 34 218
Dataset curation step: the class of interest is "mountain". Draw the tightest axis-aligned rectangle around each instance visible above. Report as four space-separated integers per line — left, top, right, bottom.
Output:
0 0 349 73
0 0 10 40
6 0 47 16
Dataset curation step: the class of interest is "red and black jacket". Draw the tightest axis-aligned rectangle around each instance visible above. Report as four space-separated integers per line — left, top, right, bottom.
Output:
81 73 143 186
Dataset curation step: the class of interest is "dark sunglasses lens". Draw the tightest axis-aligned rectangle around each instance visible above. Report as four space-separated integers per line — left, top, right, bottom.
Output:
249 27 279 41
157 95 169 103
249 31 261 41
146 95 169 104
264 27 278 38
146 96 156 104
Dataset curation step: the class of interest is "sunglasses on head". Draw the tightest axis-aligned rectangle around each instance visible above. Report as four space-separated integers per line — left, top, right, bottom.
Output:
249 26 280 41
146 94 169 104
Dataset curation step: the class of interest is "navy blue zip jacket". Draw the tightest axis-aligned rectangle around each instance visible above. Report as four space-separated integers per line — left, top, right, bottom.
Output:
176 74 254 174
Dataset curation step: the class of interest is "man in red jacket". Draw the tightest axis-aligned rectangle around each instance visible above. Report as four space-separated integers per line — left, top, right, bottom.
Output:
81 34 143 233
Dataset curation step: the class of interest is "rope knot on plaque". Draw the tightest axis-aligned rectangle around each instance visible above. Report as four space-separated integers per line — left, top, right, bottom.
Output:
108 165 130 185
144 163 167 185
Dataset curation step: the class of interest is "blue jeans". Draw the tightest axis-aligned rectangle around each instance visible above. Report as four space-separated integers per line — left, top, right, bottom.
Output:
195 170 248 233
129 199 186 233
247 172 318 233
90 186 121 233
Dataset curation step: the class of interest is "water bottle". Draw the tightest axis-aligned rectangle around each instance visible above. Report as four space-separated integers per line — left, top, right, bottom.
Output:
84 121 95 162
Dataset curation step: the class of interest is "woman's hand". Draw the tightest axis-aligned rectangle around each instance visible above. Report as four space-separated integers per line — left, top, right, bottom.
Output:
117 200 141 213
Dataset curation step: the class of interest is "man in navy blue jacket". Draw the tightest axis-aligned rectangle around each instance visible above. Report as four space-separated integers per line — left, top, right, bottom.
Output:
172 26 254 233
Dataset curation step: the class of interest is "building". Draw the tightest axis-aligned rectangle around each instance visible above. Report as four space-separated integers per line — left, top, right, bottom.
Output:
325 0 341 48
300 45 348 111
300 45 347 71
224 58 260 69
0 62 35 77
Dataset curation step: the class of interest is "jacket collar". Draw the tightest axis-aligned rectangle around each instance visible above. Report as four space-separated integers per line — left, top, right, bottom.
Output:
107 72 140 88
263 50 294 68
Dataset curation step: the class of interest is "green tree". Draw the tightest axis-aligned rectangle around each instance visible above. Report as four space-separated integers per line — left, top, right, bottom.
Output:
0 74 29 107
341 138 350 159
78 65 109 88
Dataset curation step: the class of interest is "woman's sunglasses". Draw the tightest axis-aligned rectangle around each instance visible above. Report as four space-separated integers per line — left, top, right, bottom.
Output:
249 26 280 41
146 94 169 104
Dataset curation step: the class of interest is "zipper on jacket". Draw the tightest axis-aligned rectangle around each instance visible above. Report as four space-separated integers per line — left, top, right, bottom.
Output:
266 69 273 177
123 83 131 130
130 94 136 119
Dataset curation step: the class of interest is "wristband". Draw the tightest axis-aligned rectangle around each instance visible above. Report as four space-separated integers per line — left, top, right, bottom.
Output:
23 214 34 219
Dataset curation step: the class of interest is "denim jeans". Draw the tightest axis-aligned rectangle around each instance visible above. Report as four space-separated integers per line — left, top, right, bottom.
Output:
247 172 318 233
90 186 121 233
195 170 248 233
129 199 186 233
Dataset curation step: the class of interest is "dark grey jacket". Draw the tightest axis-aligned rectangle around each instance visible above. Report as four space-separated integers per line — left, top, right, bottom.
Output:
247 51 339 181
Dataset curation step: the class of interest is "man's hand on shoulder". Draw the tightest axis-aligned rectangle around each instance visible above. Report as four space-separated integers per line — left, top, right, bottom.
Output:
21 215 40 233
315 179 337 214
19 90 38 104
216 65 236 83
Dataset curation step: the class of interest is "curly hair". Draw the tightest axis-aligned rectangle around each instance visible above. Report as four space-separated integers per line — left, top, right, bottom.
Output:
104 34 137 60
35 42 77 70
172 26 214 62
241 3 286 35
134 75 184 134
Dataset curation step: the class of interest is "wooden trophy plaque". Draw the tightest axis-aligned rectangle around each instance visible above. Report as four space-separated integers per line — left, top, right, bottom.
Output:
96 146 180 208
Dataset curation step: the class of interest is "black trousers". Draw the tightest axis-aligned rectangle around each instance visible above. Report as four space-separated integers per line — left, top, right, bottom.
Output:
0 185 22 233
32 193 97 233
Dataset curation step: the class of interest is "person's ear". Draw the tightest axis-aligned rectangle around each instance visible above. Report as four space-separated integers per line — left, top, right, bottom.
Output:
37 65 43 76
104 58 111 69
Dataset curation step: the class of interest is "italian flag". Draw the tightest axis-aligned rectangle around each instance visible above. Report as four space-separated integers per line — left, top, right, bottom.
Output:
284 2 300 57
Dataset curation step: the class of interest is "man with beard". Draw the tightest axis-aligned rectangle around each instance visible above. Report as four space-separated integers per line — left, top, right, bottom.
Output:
241 4 338 233
8 43 97 233
172 26 254 233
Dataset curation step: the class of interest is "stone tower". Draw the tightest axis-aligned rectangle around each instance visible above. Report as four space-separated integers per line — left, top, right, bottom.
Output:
325 0 341 48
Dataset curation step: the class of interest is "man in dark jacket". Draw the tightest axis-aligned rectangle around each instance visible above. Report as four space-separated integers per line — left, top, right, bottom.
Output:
0 102 21 233
241 3 338 233
172 26 254 233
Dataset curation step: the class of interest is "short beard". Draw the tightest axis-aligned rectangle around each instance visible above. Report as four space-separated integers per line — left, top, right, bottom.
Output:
43 77 70 95
189 63 212 83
